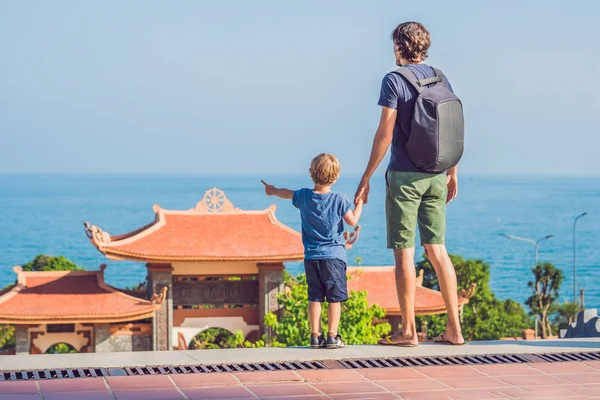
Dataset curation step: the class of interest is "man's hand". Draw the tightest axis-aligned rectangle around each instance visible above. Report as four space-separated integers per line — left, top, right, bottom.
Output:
354 178 370 205
446 174 458 204
261 180 276 196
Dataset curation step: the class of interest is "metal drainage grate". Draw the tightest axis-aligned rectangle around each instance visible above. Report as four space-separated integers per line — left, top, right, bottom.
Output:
535 351 600 363
124 361 326 376
1 351 599 381
0 368 109 381
339 353 530 369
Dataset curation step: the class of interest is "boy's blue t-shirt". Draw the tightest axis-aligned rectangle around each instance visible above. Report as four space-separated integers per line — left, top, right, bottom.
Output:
292 189 352 262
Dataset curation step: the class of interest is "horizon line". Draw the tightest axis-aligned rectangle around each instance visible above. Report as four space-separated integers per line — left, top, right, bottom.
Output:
1 172 600 178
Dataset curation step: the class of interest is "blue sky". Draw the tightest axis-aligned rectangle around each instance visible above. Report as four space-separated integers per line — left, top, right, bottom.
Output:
1 1 598 176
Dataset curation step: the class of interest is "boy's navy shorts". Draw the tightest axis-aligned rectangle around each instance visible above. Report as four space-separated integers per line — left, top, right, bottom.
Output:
304 258 348 303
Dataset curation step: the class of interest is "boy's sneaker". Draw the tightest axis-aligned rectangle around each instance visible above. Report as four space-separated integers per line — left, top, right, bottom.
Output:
310 333 326 349
326 333 346 349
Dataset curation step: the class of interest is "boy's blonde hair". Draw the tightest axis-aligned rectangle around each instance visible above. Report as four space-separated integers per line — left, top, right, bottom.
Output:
309 153 340 185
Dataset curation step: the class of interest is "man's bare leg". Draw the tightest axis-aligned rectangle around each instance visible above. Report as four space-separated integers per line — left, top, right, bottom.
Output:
379 248 418 345
423 244 464 344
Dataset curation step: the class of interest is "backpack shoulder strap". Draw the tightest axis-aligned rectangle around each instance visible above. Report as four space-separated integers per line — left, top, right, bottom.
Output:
431 67 448 86
393 67 423 93
393 67 442 92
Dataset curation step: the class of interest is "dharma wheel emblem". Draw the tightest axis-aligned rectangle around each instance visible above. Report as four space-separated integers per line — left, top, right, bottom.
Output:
191 187 239 213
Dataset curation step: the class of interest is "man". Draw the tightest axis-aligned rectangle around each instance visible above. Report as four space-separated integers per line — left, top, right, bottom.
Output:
354 21 464 346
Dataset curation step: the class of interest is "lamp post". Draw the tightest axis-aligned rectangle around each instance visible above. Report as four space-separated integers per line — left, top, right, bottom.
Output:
573 212 587 303
503 233 553 339
502 234 554 269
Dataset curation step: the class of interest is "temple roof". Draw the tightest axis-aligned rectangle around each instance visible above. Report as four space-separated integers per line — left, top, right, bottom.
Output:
347 267 475 316
0 265 165 324
85 188 359 263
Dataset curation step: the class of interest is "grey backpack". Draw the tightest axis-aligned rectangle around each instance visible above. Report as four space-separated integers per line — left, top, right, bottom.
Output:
394 67 464 173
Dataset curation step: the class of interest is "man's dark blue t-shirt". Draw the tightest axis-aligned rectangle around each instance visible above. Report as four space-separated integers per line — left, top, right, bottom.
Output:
378 64 454 173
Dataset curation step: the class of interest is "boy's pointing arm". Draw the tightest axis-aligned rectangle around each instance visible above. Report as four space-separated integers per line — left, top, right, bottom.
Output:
261 180 294 200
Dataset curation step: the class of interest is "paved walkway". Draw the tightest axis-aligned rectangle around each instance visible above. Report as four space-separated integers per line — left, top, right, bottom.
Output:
2 339 599 371
1 360 600 399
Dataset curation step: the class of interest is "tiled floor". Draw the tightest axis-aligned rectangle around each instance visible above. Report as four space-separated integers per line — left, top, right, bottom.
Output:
1 361 600 399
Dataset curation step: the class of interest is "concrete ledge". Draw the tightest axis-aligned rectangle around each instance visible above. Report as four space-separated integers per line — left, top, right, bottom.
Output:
0 338 598 371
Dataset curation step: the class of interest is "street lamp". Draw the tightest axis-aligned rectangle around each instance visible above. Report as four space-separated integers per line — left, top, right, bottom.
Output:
573 212 588 303
502 233 553 339
502 234 554 268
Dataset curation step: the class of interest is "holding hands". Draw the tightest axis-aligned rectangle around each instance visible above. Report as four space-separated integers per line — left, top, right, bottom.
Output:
354 177 370 205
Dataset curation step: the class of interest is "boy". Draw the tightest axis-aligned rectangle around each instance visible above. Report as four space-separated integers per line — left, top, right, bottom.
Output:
261 153 363 348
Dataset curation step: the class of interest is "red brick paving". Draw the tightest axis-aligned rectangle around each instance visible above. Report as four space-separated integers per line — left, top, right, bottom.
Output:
234 370 301 384
472 363 544 376
38 377 107 392
0 395 42 400
415 365 486 378
296 369 368 383
182 385 254 399
249 383 320 397
170 372 239 388
1 362 600 399
105 375 175 390
0 381 38 394
357 367 426 381
312 381 387 394
111 389 185 400
43 391 114 400
376 378 449 392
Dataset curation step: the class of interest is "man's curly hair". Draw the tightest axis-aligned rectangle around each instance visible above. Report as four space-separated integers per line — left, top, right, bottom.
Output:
391 22 431 63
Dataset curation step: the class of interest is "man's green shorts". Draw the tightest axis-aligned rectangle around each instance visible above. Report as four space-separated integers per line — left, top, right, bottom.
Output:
385 170 447 249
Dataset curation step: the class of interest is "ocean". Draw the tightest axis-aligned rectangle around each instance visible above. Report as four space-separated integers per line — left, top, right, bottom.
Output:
1 174 599 309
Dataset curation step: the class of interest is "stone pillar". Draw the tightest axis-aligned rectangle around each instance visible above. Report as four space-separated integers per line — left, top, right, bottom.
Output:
94 324 111 352
258 263 285 335
15 326 30 355
147 264 173 351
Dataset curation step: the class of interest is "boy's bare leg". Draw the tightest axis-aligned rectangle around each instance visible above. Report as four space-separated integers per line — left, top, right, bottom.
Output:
308 301 322 334
423 244 464 344
327 302 341 335
380 248 418 345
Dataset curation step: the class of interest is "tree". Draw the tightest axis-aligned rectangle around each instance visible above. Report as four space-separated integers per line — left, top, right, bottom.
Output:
0 325 15 351
46 343 78 354
188 328 240 350
22 254 85 272
416 254 531 341
188 328 269 350
526 262 564 338
270 271 391 346
553 301 582 331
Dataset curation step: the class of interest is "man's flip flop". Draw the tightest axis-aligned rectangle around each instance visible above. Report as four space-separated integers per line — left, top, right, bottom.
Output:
378 336 418 347
433 333 466 346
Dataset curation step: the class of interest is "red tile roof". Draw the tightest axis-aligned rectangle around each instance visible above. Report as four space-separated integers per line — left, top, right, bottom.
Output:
0 266 164 324
347 267 473 315
85 189 305 262
85 205 304 262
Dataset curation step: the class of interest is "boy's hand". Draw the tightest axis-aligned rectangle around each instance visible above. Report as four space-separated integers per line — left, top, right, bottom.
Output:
261 180 276 196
